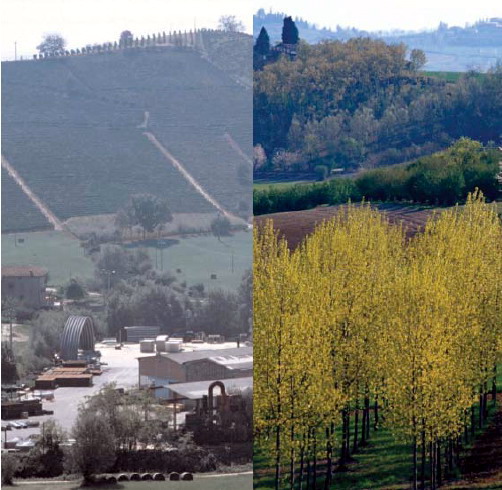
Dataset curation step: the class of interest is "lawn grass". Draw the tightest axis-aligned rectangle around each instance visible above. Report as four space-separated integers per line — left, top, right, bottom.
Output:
13 473 252 489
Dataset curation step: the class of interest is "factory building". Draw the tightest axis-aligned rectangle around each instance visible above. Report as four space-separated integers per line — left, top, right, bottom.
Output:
137 346 253 398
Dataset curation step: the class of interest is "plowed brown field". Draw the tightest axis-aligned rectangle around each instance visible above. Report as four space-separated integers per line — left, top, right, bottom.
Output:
254 203 440 249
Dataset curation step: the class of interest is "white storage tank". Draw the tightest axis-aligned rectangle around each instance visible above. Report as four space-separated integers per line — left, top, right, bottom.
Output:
139 339 155 353
155 335 169 352
165 340 182 353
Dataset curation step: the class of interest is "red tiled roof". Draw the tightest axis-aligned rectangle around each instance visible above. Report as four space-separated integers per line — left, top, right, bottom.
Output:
1 266 48 277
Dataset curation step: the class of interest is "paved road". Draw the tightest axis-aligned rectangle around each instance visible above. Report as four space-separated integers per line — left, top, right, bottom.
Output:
4 343 139 442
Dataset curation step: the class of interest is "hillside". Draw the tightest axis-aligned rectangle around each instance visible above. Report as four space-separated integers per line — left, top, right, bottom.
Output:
1 168 52 232
254 37 501 178
2 37 251 233
254 10 502 71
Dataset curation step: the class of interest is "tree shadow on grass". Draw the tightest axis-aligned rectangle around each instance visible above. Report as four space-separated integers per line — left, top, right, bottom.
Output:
124 238 179 249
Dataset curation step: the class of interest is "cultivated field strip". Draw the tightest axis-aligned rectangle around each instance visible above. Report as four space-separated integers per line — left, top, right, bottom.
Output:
1 168 52 233
255 203 438 249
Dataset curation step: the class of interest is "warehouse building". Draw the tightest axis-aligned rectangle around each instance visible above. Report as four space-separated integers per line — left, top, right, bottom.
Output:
137 346 253 398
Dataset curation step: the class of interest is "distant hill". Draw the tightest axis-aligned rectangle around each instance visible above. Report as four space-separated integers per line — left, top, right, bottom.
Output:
253 10 502 71
1 31 252 233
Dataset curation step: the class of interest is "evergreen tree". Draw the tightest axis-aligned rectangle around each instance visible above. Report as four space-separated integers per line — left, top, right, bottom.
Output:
282 16 299 45
255 27 270 56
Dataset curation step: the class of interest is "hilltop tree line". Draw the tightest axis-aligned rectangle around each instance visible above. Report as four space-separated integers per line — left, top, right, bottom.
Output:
255 192 502 489
254 139 501 215
253 32 502 174
34 16 245 59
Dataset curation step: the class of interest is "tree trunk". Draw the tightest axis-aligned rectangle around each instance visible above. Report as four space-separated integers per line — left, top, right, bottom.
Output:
365 395 371 439
290 424 295 489
299 440 305 490
436 440 442 487
479 392 484 428
430 441 436 490
340 408 348 470
412 436 418 490
361 400 367 447
275 424 281 490
492 365 497 403
324 425 333 489
420 430 426 490
312 428 318 489
374 396 379 431
353 401 360 453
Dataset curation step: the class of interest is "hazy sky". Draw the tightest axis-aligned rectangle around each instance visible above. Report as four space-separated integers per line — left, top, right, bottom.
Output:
259 0 501 33
1 1 500 60
1 0 254 60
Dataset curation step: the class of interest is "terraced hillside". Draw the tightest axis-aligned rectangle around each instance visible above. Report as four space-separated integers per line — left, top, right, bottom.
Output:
2 41 251 232
1 168 52 232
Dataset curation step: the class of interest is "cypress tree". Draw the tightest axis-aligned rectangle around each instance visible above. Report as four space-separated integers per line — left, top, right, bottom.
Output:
255 27 270 56
282 16 299 45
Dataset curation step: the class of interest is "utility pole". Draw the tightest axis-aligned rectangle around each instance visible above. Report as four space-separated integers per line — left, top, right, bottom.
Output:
9 308 13 353
14 41 17 61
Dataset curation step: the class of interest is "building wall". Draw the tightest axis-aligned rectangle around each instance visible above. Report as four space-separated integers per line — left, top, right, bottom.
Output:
138 355 187 387
185 359 229 382
1 275 46 309
227 367 253 378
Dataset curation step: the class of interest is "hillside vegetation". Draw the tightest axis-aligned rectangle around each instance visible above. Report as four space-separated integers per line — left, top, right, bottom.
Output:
254 37 502 176
254 139 501 215
2 36 251 232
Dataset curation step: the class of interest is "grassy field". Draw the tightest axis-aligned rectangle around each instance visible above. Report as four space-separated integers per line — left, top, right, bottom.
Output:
1 230 94 286
423 71 486 83
253 180 314 191
1 230 251 290
126 231 252 291
423 71 463 82
13 473 252 489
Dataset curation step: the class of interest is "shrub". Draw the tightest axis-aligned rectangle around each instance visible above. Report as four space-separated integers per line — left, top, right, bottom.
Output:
2 453 18 485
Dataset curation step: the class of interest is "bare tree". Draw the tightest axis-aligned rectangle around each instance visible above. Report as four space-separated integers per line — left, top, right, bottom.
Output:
218 15 244 33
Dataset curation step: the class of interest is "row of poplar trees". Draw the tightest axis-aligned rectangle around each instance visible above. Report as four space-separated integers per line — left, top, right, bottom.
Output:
254 191 502 489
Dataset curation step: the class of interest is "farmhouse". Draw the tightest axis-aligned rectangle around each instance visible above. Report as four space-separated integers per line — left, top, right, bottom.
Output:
137 346 253 398
1 266 48 309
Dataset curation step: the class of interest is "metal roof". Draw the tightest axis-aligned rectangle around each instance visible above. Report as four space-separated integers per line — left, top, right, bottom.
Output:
209 354 253 370
160 346 252 365
166 377 253 400
60 315 95 360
